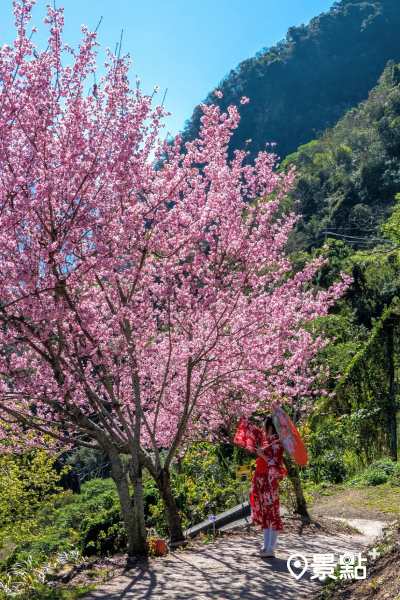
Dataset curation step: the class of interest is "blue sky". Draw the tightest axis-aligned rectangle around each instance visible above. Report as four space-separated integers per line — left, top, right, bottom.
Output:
0 0 334 136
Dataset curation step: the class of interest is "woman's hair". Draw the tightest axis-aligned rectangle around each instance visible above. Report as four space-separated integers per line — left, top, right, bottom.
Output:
264 416 277 435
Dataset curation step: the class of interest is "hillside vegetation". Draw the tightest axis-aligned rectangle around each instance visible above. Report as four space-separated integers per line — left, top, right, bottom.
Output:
282 60 400 252
279 62 400 485
183 0 400 161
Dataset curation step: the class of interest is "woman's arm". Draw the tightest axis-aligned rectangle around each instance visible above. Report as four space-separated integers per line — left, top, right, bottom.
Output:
240 415 263 437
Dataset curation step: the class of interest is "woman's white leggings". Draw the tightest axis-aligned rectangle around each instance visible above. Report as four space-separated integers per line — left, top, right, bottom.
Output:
263 527 278 551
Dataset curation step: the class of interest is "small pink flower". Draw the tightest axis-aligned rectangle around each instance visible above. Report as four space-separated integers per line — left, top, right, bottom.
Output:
215 90 223 98
240 96 249 104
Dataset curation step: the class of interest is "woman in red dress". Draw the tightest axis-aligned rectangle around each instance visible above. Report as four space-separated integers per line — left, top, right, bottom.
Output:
235 414 287 557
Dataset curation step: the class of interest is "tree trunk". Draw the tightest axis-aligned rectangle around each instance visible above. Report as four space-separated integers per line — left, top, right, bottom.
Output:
129 458 147 554
130 361 148 553
109 451 147 558
387 323 398 461
283 455 309 518
154 467 185 544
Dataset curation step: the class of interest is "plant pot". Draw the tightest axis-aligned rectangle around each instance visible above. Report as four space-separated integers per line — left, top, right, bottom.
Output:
147 538 166 557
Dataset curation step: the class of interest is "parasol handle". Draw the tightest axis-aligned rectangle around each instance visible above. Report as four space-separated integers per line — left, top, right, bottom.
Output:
258 439 276 451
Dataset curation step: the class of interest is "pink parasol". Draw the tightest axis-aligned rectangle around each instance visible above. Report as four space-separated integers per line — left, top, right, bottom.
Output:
271 404 308 466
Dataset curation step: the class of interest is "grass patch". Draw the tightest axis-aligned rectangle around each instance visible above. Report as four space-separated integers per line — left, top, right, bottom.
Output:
85 568 112 581
351 486 400 515
28 584 97 600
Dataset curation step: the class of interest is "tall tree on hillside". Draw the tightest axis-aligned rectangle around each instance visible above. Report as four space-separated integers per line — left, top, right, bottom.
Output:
0 2 349 557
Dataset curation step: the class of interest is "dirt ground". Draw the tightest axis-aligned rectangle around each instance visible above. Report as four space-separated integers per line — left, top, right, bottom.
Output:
217 516 361 538
309 485 400 522
311 520 400 600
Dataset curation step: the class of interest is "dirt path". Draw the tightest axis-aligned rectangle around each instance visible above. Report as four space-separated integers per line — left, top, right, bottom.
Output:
84 520 386 600
83 486 399 600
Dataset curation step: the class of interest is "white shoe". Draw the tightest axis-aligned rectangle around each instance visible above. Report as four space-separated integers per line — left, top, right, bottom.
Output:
252 548 266 556
258 549 275 558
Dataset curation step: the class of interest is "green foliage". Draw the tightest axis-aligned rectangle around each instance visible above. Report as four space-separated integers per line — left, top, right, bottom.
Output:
390 468 400 487
348 459 400 486
25 585 97 600
0 551 89 600
143 442 242 535
282 60 400 252
63 448 110 491
331 302 400 462
183 1 400 164
2 479 123 565
0 451 67 549
79 507 125 557
0 555 48 598
304 400 400 488
294 235 400 466
1 445 244 565
302 416 351 484
383 193 400 244
173 443 241 528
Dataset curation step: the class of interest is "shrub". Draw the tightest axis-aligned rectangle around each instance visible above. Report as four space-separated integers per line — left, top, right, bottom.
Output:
79 507 126 557
349 458 400 487
389 463 400 487
305 452 347 484
1 479 125 566
0 551 89 600
369 459 398 476
364 469 389 486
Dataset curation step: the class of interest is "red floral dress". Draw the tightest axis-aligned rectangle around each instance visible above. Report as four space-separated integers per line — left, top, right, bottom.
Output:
234 417 287 531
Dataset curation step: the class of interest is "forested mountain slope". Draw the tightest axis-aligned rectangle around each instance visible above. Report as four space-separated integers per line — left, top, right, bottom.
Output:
281 60 400 252
280 61 400 468
182 0 400 162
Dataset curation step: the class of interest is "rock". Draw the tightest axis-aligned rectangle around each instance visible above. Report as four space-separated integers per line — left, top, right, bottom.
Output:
45 565 75 583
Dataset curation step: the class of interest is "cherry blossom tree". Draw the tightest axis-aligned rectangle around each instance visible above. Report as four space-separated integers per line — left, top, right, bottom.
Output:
0 1 350 557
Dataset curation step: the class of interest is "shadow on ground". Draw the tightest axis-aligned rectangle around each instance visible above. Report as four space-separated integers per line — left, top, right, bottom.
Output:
86 530 377 600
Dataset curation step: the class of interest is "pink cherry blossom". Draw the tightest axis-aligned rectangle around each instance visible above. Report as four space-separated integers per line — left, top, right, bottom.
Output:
0 0 350 552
